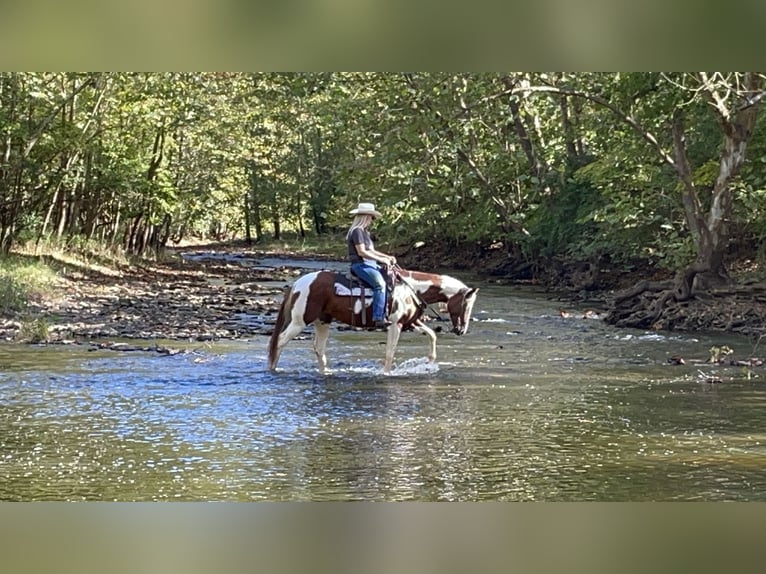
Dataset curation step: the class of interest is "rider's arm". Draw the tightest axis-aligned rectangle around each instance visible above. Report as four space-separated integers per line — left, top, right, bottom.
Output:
354 243 396 266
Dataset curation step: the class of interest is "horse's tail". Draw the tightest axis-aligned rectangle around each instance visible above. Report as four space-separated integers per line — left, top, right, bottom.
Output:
268 286 294 370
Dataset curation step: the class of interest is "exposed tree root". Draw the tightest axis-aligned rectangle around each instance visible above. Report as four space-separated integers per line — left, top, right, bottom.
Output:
606 276 766 338
612 279 672 305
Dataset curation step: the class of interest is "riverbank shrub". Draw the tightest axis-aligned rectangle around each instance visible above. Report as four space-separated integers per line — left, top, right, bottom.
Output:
0 257 57 313
14 316 50 343
0 273 28 312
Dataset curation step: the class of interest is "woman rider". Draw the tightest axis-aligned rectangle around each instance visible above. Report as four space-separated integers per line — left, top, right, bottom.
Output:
346 202 397 328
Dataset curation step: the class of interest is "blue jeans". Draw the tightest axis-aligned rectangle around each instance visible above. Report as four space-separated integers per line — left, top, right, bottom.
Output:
351 262 387 321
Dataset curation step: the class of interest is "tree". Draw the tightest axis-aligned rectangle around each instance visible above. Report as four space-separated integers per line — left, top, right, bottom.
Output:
6 71 766 339
670 73 765 293
506 73 766 327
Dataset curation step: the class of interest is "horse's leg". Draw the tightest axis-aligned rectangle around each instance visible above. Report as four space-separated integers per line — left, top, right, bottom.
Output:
272 320 306 370
383 323 403 374
312 321 331 373
411 320 438 363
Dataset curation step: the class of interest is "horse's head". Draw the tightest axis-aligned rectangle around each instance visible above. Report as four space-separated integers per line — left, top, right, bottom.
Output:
446 287 479 335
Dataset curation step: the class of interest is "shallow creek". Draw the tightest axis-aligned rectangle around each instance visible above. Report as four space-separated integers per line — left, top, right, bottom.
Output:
2 259 766 500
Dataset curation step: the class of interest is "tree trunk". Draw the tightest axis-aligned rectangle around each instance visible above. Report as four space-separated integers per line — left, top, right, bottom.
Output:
502 76 546 180
606 73 766 331
124 125 165 255
244 192 252 245
127 212 144 252
110 203 121 247
672 73 764 292
55 191 69 239
559 95 578 162
246 160 265 242
309 126 327 235
153 213 172 256
252 196 263 241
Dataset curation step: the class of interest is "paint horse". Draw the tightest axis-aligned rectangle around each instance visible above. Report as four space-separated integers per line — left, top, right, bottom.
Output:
267 267 479 374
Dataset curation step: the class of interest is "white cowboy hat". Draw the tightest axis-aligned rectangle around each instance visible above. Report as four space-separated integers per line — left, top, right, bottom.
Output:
349 202 382 218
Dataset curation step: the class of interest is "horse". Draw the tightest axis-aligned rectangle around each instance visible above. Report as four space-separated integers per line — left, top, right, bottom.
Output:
267 267 479 374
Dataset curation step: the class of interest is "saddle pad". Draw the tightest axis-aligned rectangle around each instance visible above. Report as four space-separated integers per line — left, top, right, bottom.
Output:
335 283 373 297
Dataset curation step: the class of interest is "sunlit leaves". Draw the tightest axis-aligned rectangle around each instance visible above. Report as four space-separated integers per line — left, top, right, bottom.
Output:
2 72 766 273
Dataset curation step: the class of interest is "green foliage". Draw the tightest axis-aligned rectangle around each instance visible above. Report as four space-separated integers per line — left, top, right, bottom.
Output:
522 175 604 260
732 111 766 259
1 72 765 278
0 257 56 312
14 316 50 343
0 275 28 312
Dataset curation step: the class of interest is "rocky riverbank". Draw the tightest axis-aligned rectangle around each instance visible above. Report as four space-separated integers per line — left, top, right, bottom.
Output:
405 240 766 340
0 247 327 344
3 240 766 347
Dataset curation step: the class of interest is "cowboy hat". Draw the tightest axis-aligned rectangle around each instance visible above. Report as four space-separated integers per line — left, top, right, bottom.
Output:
349 202 382 218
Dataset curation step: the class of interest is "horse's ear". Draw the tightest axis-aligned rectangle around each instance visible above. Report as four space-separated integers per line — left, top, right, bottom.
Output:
467 288 478 298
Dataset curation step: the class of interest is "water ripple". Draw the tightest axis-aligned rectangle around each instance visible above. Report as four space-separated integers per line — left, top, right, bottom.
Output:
2 287 766 500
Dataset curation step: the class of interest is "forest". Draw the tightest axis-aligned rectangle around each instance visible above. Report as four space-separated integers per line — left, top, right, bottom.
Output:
2 72 766 333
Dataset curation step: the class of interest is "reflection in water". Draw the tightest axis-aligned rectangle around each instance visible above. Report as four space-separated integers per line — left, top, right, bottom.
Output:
2 283 766 500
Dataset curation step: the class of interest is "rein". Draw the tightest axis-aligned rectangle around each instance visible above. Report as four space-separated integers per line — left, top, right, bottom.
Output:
393 265 445 322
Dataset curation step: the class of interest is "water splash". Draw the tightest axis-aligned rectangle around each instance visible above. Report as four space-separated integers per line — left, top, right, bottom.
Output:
616 333 700 343
389 357 440 376
320 357 440 377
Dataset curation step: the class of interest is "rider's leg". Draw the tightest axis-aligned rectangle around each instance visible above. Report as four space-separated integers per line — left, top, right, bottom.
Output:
351 263 387 322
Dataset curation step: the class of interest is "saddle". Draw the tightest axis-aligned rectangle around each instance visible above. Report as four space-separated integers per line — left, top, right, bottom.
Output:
334 266 396 327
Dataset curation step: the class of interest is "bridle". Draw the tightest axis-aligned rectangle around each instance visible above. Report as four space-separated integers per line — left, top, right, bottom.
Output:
392 265 445 323
451 289 472 334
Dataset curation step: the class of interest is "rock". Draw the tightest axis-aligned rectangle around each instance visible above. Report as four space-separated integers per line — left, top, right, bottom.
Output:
13 249 299 345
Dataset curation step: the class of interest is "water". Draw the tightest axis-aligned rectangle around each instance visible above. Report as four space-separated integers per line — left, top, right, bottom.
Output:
2 275 766 500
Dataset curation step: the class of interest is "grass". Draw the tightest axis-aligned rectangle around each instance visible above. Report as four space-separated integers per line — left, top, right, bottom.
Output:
1 236 129 318
16 237 130 277
14 316 50 343
1 238 127 343
0 256 58 313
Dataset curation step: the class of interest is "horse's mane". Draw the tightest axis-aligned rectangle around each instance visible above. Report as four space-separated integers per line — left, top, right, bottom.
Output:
404 269 467 292
439 274 468 292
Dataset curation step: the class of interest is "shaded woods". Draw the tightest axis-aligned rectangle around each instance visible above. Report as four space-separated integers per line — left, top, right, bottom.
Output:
4 72 766 336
